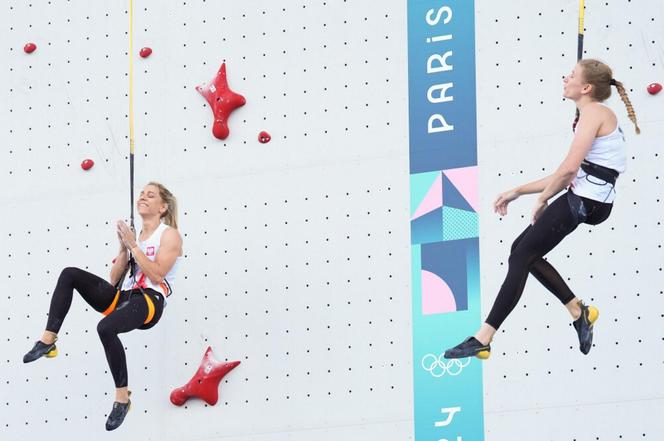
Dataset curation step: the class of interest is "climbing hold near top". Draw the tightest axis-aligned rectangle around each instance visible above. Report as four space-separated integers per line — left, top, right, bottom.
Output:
647 83 662 95
258 131 271 144
139 47 152 58
196 63 246 140
81 159 94 171
24 43 37 54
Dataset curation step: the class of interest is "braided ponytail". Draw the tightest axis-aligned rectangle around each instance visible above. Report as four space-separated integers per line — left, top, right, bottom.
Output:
579 59 641 135
613 80 641 134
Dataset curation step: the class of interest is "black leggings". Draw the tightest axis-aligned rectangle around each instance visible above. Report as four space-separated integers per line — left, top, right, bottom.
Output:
45 267 164 388
485 190 612 329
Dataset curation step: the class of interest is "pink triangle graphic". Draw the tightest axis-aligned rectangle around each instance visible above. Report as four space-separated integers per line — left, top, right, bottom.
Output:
411 174 443 221
443 166 478 212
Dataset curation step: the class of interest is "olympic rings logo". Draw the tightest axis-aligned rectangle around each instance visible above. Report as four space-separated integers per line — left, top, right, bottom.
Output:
421 353 472 377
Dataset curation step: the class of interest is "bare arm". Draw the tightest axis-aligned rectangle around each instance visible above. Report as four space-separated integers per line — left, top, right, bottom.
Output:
537 108 601 203
496 107 602 217
130 228 182 285
109 248 130 287
515 174 555 196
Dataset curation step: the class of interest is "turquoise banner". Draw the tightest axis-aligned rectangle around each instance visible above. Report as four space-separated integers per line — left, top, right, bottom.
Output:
407 1 483 440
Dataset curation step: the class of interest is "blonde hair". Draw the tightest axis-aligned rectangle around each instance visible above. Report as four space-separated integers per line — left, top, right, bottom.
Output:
579 59 641 134
147 181 178 229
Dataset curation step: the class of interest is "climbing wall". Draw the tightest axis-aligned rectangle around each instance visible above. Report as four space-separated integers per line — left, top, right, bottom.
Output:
1 0 662 440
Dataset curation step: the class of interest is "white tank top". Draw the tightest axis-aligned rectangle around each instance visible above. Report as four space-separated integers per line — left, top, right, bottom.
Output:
570 106 627 203
121 222 182 297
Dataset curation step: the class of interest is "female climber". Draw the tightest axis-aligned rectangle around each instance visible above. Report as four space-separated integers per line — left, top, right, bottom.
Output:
444 59 640 360
23 182 183 430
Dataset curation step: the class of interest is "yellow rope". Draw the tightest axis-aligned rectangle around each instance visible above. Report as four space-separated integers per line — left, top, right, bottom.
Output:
129 0 135 155
578 0 585 36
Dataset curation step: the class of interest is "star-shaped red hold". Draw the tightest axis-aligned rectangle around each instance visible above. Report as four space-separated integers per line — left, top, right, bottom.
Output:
196 63 246 140
170 346 240 406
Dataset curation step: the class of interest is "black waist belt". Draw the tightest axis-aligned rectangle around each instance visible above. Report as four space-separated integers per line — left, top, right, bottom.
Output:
580 160 619 185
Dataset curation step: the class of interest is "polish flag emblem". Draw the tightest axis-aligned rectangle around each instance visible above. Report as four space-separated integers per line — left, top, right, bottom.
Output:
146 246 155 256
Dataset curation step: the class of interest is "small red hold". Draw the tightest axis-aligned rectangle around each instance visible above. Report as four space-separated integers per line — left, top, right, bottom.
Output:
258 131 271 144
24 43 37 54
647 82 662 95
139 47 152 58
81 159 94 171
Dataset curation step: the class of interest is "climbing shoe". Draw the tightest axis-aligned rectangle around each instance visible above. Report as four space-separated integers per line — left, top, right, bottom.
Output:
105 391 131 431
444 336 491 360
573 300 599 355
23 339 58 363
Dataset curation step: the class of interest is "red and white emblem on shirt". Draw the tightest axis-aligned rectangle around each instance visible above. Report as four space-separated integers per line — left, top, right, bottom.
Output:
146 246 155 257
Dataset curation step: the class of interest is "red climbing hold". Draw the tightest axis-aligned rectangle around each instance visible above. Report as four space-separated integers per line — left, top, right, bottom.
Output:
258 131 271 144
196 63 246 140
139 47 152 58
81 159 94 171
647 83 662 95
170 346 240 406
24 43 37 54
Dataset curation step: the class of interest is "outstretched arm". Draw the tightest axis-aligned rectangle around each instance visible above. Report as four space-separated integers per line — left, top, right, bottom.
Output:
514 174 555 196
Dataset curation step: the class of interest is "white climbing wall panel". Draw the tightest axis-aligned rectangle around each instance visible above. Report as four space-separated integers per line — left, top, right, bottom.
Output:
476 1 664 440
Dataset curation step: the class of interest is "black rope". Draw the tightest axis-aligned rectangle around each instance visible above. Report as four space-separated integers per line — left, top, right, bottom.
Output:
129 150 136 280
573 0 585 131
